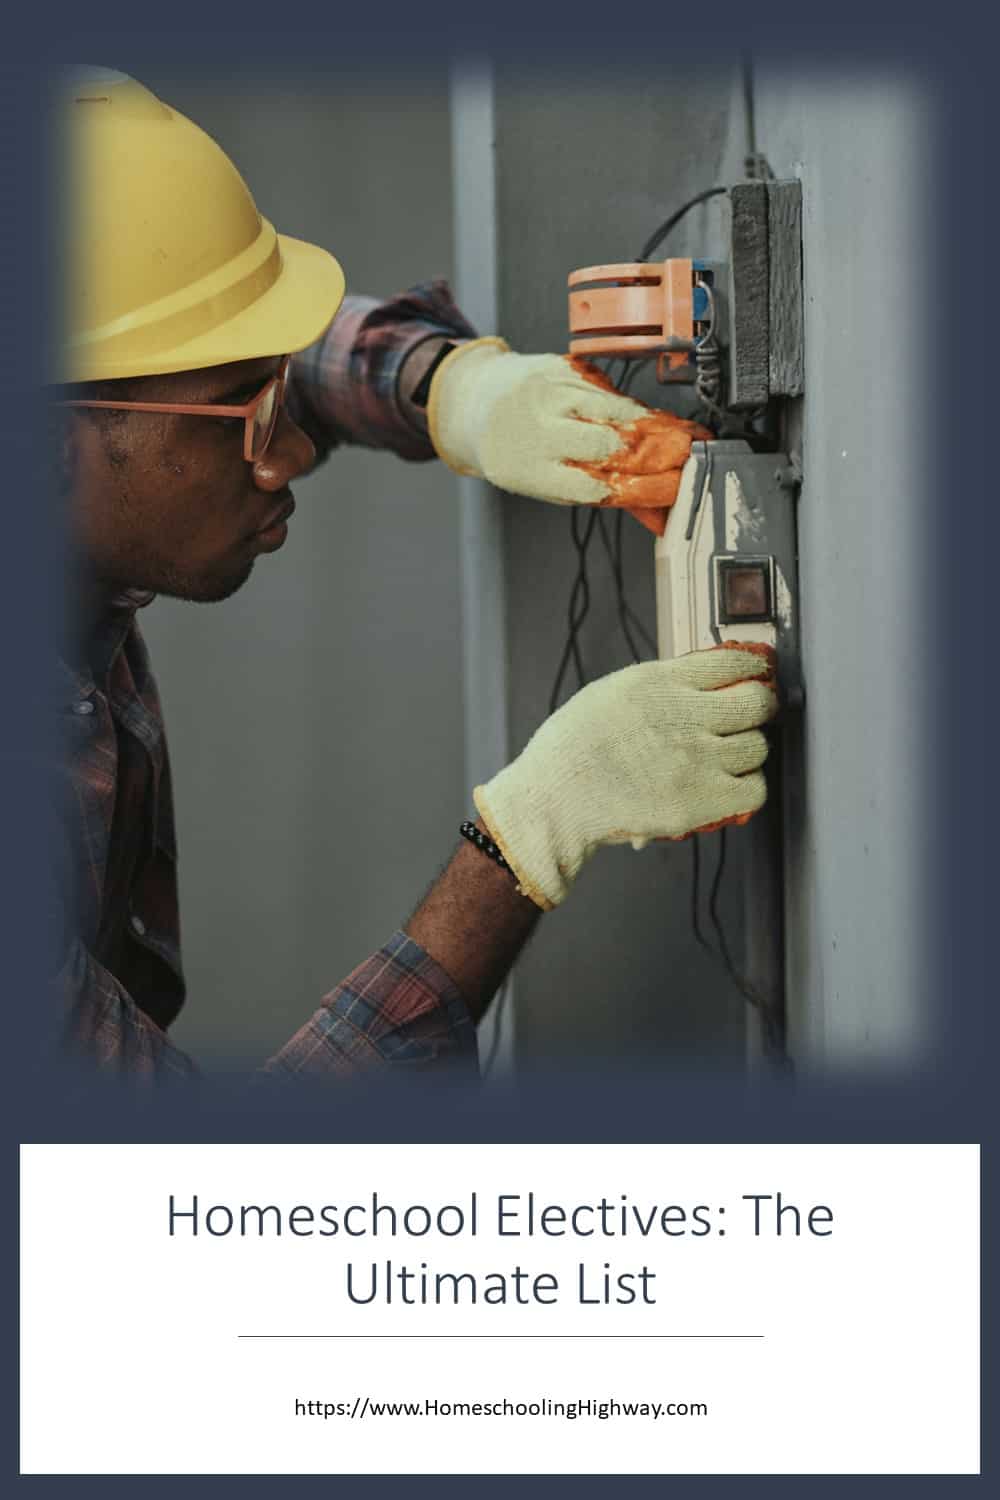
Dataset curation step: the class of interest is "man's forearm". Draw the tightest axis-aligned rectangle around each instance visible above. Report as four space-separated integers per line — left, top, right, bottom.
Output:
404 821 541 1023
396 335 454 435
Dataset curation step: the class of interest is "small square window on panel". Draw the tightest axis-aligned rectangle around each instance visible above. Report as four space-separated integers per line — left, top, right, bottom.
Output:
716 557 774 625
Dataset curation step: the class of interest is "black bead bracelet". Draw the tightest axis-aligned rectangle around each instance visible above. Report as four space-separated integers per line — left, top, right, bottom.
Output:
459 820 516 878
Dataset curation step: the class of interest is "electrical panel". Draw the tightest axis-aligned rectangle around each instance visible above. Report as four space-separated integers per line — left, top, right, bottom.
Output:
655 441 801 704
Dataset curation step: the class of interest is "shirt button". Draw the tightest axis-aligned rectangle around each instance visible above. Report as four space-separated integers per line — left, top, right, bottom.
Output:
74 699 95 716
130 914 146 937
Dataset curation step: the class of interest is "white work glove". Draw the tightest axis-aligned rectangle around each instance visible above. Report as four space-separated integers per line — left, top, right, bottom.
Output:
474 647 778 911
427 337 710 512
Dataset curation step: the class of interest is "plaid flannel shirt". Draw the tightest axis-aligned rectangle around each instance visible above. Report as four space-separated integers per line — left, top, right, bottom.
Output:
54 281 480 1082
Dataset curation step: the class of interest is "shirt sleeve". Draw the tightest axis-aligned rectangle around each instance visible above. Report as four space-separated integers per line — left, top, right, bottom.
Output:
56 936 200 1083
287 279 479 462
55 926 477 1083
259 929 479 1080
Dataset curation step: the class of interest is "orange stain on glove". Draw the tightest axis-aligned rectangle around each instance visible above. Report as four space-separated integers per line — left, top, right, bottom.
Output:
715 639 777 678
565 357 712 536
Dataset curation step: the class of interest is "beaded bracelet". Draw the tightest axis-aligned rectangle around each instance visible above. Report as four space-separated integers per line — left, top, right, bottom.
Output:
459 819 516 878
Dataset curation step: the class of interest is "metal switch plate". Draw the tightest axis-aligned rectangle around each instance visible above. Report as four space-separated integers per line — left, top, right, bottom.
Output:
655 441 801 702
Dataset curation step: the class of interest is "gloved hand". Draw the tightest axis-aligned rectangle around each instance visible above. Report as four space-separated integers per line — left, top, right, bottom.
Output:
474 646 778 910
427 338 711 535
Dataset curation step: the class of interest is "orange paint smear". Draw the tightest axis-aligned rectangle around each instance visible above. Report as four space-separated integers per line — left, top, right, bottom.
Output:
569 355 621 391
714 638 777 682
668 808 757 840
575 413 709 503
564 356 712 538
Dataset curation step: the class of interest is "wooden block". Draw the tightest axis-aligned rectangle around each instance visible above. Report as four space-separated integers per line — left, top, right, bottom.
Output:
728 181 770 409
767 180 804 397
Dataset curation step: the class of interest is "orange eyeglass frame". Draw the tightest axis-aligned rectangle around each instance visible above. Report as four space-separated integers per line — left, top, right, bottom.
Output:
58 354 291 463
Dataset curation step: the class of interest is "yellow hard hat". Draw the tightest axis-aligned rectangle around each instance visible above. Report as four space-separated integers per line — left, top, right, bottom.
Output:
58 69 346 383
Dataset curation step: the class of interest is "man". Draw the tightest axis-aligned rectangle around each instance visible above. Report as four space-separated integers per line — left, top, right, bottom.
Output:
53 70 776 1080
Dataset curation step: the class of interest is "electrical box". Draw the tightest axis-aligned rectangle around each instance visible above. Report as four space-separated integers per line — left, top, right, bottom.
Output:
655 440 801 703
568 257 721 385
564 180 804 699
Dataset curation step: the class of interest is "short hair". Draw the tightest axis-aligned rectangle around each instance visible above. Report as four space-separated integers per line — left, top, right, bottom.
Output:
51 375 145 405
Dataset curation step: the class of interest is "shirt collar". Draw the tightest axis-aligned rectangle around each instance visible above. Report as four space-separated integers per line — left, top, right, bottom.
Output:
58 587 155 705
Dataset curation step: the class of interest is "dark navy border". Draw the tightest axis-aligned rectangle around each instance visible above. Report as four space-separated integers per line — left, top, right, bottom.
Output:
6 1 992 1489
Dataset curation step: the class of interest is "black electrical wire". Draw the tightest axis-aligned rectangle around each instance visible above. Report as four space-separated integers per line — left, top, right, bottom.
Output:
508 137 787 1071
706 828 786 1061
548 507 599 714
741 54 774 182
595 511 657 663
636 186 728 263
689 837 713 954
707 830 739 975
603 364 659 663
615 354 642 392
633 182 736 430
545 179 787 1056
596 512 643 663
678 830 778 1047
631 177 784 1048
548 352 658 705
741 56 759 178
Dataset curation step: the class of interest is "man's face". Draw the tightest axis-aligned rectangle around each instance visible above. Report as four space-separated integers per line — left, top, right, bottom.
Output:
66 355 316 603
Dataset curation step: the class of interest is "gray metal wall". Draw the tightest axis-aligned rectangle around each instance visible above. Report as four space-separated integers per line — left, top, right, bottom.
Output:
746 70 930 1065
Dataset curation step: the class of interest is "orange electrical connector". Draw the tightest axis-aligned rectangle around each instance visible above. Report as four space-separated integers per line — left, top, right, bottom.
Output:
568 259 695 379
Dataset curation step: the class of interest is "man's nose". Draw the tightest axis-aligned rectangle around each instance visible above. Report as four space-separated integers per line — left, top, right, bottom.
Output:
251 408 316 491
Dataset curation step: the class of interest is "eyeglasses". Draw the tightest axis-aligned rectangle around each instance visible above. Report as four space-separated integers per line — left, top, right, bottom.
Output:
58 354 291 463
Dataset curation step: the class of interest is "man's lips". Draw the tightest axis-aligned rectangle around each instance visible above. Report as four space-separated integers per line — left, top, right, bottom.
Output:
254 493 296 536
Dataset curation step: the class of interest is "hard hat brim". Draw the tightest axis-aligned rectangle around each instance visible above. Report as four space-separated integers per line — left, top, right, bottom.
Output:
63 232 346 383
